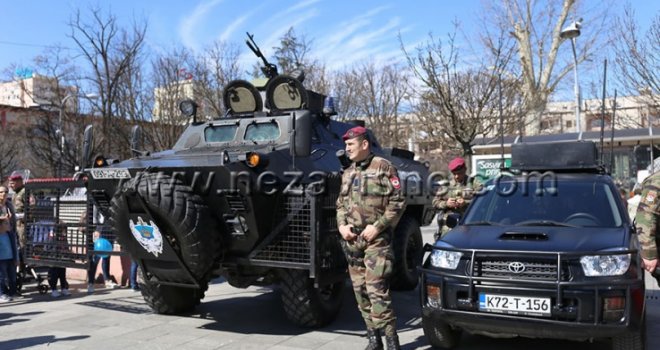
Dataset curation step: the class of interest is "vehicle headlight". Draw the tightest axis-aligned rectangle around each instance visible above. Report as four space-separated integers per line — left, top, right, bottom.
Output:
580 254 631 276
430 249 463 269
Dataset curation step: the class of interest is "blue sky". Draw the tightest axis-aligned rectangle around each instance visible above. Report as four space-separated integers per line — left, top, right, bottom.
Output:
0 1 658 83
0 0 476 72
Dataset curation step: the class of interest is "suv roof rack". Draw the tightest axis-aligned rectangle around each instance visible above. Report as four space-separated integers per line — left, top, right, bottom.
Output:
510 141 604 173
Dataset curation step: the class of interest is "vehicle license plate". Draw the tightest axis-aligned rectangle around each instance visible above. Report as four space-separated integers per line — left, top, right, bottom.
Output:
479 293 551 317
89 168 131 180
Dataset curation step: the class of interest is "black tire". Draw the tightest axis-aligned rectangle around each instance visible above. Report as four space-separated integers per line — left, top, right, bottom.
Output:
109 172 221 282
422 315 461 349
391 216 423 291
137 269 208 314
612 315 645 350
279 269 345 327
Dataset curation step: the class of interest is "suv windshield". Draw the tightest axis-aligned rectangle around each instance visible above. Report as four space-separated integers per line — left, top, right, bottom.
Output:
464 178 623 228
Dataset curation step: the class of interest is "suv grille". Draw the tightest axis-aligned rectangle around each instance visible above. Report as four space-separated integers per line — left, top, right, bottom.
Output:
471 259 569 281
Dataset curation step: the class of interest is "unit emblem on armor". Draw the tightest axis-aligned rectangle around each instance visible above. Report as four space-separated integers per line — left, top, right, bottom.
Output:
130 216 163 257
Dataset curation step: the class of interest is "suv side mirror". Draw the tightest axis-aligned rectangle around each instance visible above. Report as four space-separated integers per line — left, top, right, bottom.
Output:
446 213 461 228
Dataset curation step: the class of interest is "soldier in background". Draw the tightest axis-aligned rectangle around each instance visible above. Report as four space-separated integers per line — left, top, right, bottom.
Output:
634 171 660 282
336 126 406 350
432 157 481 239
8 173 26 273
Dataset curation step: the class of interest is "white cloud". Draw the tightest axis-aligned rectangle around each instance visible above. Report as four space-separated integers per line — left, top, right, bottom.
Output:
179 0 224 50
219 14 250 42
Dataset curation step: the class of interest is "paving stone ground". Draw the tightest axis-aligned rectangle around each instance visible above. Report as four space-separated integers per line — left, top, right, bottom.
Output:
1 225 658 350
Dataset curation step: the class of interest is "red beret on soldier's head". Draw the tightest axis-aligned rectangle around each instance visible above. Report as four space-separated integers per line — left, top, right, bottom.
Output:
342 126 368 141
8 172 23 181
448 157 466 172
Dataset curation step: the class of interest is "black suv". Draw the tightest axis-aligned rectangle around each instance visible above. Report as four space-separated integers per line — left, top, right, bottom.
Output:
420 142 646 350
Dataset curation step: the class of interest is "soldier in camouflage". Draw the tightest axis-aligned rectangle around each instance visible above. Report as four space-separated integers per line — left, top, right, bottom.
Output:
634 171 660 280
432 157 480 239
336 126 406 350
8 173 26 271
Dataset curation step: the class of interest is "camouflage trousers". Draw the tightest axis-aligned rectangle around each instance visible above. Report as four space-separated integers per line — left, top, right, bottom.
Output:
344 233 396 336
17 222 26 250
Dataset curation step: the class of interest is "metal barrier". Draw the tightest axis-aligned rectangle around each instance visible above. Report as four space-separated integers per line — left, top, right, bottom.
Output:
23 178 122 269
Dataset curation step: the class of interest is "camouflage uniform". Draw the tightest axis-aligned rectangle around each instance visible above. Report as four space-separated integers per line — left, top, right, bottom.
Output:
635 172 660 261
13 186 26 250
336 153 406 337
432 176 481 238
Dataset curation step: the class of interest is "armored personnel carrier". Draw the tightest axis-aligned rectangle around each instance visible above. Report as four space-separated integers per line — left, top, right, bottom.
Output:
72 34 435 327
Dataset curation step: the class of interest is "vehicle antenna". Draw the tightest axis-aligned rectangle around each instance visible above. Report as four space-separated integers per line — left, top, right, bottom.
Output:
609 90 618 172
599 59 607 166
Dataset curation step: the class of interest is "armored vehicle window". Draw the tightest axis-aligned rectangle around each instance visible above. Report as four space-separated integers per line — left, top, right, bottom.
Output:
205 125 239 142
464 179 623 228
245 121 280 142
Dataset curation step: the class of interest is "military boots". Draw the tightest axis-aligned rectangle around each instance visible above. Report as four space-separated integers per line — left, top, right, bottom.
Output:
365 328 383 350
385 332 401 350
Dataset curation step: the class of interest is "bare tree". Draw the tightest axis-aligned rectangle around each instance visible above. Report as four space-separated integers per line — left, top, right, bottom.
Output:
0 131 20 180
192 41 243 117
613 4 660 123
332 62 411 148
148 47 194 150
402 28 522 156
68 7 147 157
5 46 89 177
482 0 612 134
271 27 330 94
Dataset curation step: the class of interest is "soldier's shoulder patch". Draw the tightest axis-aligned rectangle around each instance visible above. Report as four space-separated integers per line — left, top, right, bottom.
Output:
644 190 657 205
390 176 401 189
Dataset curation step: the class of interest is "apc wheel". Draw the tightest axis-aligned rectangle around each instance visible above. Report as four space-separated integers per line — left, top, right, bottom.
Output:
137 269 208 314
422 315 461 349
390 216 423 291
279 269 345 327
109 172 221 282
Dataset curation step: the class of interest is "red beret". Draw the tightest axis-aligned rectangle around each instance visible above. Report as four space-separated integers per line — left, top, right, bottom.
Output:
448 157 466 172
342 126 368 141
8 173 23 181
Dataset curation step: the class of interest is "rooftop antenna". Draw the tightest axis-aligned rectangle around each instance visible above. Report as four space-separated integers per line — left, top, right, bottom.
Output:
599 59 607 166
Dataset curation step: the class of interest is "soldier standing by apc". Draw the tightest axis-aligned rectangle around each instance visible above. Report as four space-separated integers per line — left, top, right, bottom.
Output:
336 126 406 350
634 171 660 282
432 157 480 239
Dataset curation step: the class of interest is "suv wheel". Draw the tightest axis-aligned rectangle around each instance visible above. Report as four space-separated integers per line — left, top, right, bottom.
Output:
391 216 423 291
279 269 345 327
422 315 461 349
611 315 645 350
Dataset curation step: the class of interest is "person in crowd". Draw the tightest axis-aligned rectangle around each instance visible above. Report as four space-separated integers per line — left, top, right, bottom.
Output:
129 259 140 291
46 220 71 298
336 126 406 350
0 216 19 302
8 173 26 274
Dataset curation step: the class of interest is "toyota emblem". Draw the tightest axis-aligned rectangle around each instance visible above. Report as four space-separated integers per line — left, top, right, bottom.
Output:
508 261 526 273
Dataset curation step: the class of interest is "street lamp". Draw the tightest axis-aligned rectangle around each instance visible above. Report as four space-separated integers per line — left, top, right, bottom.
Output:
57 92 99 177
560 19 582 137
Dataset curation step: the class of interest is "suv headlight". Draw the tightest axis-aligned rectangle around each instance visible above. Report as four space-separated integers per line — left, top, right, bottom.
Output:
580 254 631 276
430 249 463 269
